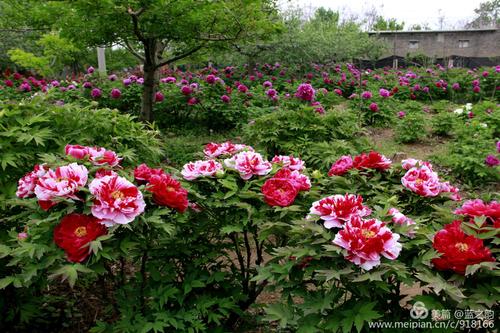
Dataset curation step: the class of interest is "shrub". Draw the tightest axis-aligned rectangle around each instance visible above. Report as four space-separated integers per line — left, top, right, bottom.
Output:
0 97 163 207
431 111 457 136
395 112 427 143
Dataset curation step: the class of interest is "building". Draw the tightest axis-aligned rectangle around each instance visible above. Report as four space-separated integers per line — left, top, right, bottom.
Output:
368 28 499 68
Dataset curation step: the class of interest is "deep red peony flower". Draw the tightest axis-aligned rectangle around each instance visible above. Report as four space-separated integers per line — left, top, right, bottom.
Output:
273 168 311 192
353 151 392 171
432 221 495 275
146 174 189 212
53 214 107 263
261 178 299 207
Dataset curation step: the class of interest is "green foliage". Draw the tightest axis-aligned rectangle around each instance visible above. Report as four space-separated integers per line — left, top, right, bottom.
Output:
0 97 164 203
432 111 457 136
8 48 51 76
395 112 427 143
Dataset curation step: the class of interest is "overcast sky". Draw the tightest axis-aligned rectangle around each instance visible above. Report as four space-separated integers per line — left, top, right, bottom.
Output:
280 0 486 29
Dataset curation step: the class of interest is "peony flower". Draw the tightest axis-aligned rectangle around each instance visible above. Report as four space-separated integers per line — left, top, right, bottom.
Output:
155 91 164 102
108 74 117 81
353 151 392 171
266 88 277 98
333 216 402 270
361 91 372 99
87 147 122 167
206 74 216 84
454 199 500 226
181 85 192 95
295 83 315 101
34 163 88 210
401 164 441 197
83 82 92 89
87 66 95 74
65 145 89 159
123 78 131 86
328 155 354 176
432 221 495 274
308 194 372 229
379 88 390 97
485 154 500 167
181 160 224 180
53 214 107 263
401 158 421 170
187 97 198 105
273 168 311 192
91 88 102 99
497 141 500 153
204 142 253 158
146 173 188 212
369 102 379 112
261 178 298 207
452 83 460 90
224 151 272 180
271 155 305 171
133 163 165 184
237 84 248 93
388 208 415 227
110 88 121 99
221 94 231 103
89 174 146 225
16 164 49 198
398 111 406 118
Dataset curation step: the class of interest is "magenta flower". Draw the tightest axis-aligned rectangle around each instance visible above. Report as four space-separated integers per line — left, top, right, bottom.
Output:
181 86 192 95
485 155 500 167
398 111 406 118
187 97 198 105
263 81 272 88
155 91 164 102
473 86 481 93
91 88 102 99
110 88 121 99
108 74 117 81
123 79 131 86
379 88 390 98
496 141 500 153
266 88 277 98
295 83 315 101
87 66 95 74
221 95 231 103
206 74 216 84
452 83 460 90
83 82 92 89
361 91 372 99
369 102 379 112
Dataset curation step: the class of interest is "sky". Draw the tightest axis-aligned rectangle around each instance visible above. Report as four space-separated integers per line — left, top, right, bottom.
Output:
279 0 486 29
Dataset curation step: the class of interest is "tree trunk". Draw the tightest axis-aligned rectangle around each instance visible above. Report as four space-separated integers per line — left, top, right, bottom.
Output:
140 64 158 122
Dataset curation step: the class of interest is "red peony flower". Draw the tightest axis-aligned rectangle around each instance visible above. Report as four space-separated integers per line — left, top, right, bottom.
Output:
261 178 298 207
147 174 189 212
432 221 495 274
273 168 311 192
133 163 165 184
353 151 392 171
53 214 107 263
333 216 402 270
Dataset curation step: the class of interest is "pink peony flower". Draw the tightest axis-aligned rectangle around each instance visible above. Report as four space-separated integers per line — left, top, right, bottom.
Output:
295 83 315 101
379 88 390 97
89 174 146 226
224 151 272 180
181 160 224 180
454 199 500 226
181 86 192 95
155 91 164 102
401 165 441 197
87 66 95 74
16 164 49 198
308 194 372 229
333 216 402 270
65 145 89 159
34 163 88 209
221 95 231 103
273 168 311 192
353 151 392 171
271 155 305 171
328 155 354 176
87 147 122 167
361 91 372 99
388 208 415 227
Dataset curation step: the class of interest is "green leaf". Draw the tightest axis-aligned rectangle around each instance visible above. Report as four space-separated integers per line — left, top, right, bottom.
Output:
0 276 15 289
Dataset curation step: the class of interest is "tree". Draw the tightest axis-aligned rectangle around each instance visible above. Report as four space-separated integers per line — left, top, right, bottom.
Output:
466 0 500 28
372 16 405 31
1 0 277 121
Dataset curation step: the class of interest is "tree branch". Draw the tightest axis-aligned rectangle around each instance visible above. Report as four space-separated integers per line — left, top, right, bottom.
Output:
155 43 205 68
127 6 146 43
122 39 145 61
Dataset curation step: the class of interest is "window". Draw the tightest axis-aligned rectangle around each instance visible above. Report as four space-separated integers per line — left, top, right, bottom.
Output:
408 40 419 49
458 40 470 48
